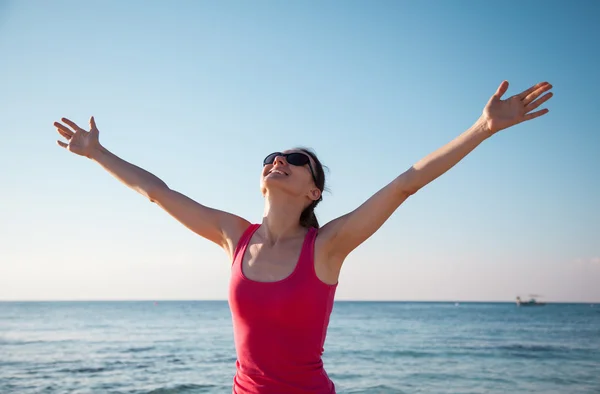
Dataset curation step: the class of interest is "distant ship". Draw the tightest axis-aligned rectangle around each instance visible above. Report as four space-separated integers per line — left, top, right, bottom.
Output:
516 295 546 306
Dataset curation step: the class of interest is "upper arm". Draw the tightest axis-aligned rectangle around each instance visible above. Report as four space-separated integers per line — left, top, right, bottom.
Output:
150 187 251 258
319 176 412 263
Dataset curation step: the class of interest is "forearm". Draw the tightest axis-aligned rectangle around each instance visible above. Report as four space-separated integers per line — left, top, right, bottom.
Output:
395 116 492 195
90 144 168 200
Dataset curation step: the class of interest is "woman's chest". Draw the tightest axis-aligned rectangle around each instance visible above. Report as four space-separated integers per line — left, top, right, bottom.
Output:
241 242 303 283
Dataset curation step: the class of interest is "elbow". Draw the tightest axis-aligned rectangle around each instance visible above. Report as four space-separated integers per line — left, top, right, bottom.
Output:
402 186 419 198
394 170 420 198
145 183 169 203
398 185 419 199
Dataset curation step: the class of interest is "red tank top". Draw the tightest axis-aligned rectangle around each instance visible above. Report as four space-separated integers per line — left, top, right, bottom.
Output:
228 224 337 394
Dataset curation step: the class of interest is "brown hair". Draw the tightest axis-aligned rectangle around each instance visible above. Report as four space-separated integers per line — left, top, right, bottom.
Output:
296 147 327 229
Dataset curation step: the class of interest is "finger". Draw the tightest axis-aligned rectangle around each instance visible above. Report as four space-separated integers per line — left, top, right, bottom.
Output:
89 116 97 131
54 122 74 137
57 140 68 148
518 82 549 100
523 84 553 106
61 117 86 132
523 108 549 121
56 127 72 140
525 92 553 112
492 80 509 99
89 116 99 137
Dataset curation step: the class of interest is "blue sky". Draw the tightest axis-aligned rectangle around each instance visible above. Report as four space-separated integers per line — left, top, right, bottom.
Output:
1 0 598 302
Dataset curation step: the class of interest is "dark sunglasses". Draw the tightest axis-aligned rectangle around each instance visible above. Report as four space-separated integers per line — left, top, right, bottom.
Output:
263 152 318 185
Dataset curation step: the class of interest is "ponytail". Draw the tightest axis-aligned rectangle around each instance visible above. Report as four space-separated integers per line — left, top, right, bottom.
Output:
295 147 327 229
300 200 320 229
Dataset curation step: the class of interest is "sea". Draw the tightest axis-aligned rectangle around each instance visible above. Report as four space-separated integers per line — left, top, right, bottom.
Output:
1 301 599 394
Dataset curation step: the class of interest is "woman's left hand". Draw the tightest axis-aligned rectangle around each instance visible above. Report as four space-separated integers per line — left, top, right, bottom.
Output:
482 81 553 135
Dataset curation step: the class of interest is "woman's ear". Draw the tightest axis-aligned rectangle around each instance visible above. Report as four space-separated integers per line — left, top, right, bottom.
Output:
309 187 321 201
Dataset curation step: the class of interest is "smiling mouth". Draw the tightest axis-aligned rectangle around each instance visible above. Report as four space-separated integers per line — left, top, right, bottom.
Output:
268 169 288 176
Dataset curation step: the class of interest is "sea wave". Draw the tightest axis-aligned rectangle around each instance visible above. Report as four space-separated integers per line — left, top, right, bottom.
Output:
144 384 219 394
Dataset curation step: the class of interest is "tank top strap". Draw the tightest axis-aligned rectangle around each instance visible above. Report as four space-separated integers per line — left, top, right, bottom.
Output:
232 223 260 266
295 227 318 276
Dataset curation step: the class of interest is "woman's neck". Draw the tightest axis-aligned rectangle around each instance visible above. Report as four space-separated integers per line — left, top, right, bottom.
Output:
260 193 307 245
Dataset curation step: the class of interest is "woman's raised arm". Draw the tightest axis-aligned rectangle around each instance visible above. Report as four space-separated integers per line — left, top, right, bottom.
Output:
319 81 553 262
54 117 250 257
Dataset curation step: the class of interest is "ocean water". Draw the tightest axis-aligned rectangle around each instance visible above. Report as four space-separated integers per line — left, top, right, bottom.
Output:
1 301 599 394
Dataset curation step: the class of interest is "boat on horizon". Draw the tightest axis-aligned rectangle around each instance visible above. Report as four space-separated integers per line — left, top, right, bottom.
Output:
516 295 546 306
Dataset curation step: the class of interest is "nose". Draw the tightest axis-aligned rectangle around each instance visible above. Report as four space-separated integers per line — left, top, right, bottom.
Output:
273 155 287 166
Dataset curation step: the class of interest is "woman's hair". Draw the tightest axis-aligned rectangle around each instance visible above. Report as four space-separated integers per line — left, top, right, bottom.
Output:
296 147 327 229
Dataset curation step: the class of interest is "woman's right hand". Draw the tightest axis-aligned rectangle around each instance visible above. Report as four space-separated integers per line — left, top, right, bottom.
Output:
54 117 101 159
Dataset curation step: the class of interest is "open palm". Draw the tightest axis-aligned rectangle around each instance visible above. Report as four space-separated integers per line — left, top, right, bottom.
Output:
483 81 553 134
54 117 100 158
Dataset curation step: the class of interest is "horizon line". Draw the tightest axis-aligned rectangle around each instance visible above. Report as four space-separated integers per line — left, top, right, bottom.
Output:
1 299 597 304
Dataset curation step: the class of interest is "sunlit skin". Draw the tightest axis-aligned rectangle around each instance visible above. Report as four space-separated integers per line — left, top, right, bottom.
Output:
53 80 553 286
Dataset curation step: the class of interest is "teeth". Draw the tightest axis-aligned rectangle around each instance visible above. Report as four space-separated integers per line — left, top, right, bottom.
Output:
271 170 286 175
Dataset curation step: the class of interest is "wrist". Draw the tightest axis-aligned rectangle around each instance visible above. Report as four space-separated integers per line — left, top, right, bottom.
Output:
88 144 107 161
474 115 494 139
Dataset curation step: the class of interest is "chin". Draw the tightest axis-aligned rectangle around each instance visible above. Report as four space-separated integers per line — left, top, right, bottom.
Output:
261 177 298 197
262 177 281 191
260 176 280 195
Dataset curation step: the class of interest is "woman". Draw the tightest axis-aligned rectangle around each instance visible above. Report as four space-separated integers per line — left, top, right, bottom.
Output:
53 80 553 393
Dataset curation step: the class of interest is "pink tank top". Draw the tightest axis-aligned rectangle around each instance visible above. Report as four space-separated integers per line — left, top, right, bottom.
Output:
228 224 337 394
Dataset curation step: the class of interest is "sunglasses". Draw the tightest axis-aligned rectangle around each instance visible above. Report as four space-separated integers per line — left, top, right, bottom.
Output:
263 152 318 185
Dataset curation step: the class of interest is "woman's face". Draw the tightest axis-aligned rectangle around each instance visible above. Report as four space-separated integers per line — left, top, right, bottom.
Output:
260 149 320 200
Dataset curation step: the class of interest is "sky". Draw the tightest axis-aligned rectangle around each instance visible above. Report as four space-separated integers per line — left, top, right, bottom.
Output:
0 0 598 302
